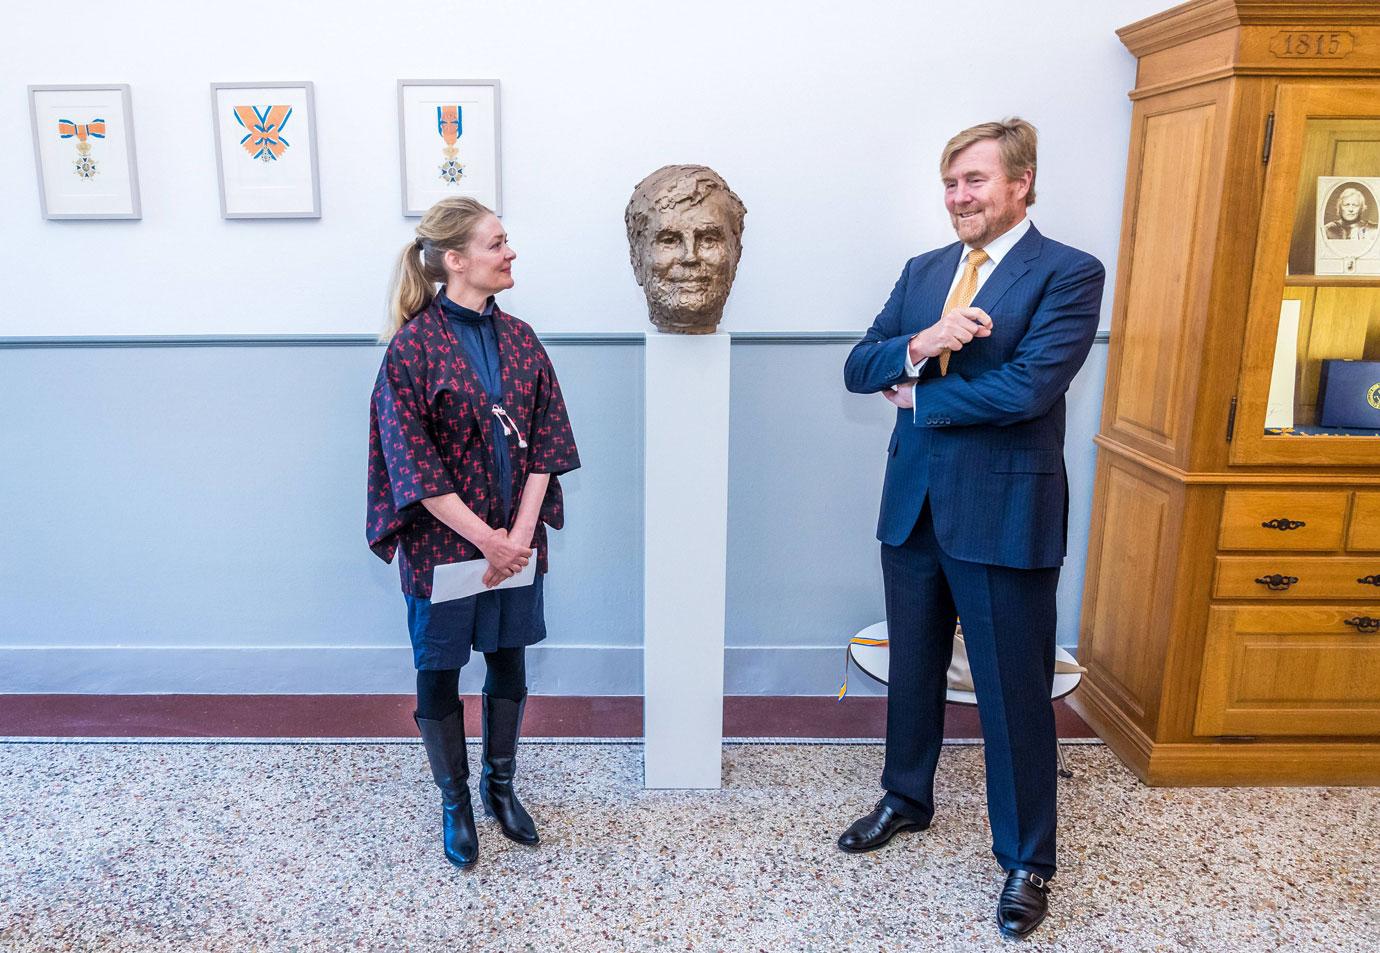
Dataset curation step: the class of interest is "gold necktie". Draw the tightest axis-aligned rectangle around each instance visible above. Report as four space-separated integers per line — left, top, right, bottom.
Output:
938 248 990 376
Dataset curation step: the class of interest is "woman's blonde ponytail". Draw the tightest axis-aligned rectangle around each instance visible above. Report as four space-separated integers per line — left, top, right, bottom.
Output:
380 196 494 343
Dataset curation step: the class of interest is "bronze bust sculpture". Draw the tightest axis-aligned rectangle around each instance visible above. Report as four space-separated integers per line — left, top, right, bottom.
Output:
625 165 746 334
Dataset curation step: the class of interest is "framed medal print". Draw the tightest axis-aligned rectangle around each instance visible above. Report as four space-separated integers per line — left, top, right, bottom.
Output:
397 79 502 217
28 84 141 220
211 81 321 219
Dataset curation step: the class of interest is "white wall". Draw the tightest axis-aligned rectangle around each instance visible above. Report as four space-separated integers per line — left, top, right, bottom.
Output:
2 0 1165 337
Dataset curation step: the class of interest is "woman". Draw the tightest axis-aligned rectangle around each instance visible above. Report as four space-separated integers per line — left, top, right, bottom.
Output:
367 197 580 869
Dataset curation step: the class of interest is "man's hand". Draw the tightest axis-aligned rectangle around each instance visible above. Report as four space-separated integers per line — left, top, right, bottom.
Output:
908 306 993 363
884 382 915 410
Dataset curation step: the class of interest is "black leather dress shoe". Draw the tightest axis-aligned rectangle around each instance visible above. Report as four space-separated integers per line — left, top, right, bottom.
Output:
997 868 1051 939
836 800 929 854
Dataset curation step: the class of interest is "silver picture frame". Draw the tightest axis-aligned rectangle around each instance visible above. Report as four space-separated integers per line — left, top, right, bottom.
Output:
210 81 322 219
397 79 502 218
28 83 142 220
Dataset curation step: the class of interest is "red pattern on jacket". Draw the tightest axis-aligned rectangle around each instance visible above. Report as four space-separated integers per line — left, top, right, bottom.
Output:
366 303 580 597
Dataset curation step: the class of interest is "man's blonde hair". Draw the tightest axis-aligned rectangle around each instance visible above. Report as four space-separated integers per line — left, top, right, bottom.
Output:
940 117 1038 207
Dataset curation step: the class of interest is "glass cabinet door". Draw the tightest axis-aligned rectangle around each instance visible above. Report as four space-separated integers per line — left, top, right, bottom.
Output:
1233 84 1380 466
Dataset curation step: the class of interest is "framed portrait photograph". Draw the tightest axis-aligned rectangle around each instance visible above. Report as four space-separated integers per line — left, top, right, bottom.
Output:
397 79 501 217
210 81 321 219
1315 176 1380 276
28 84 141 220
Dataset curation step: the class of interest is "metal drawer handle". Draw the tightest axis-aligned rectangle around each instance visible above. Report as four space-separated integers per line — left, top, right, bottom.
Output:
1359 575 1380 587
1261 518 1306 531
1343 616 1380 634
1254 574 1298 591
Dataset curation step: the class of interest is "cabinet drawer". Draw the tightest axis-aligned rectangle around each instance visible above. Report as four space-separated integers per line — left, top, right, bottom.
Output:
1218 490 1347 551
1214 557 1380 599
1349 492 1380 551
1195 606 1380 737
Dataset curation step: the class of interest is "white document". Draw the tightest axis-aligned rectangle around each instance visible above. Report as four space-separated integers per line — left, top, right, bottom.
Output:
1265 300 1301 430
430 550 537 603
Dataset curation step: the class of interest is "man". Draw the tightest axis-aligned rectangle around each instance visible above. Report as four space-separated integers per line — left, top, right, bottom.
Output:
1323 186 1377 241
624 164 746 334
840 118 1104 941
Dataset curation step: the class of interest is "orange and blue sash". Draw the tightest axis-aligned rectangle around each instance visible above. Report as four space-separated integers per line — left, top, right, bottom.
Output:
233 105 293 161
57 119 106 141
437 105 462 145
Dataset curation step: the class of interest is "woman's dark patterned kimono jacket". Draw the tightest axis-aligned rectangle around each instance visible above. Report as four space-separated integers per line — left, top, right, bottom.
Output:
367 303 580 598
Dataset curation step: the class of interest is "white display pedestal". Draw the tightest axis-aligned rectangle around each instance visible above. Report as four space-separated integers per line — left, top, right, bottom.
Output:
643 331 729 789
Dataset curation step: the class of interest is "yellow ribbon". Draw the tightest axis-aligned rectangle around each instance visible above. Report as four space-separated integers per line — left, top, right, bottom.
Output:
837 636 889 701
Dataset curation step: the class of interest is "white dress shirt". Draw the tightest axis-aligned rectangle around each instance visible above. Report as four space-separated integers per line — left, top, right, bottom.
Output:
902 216 1033 378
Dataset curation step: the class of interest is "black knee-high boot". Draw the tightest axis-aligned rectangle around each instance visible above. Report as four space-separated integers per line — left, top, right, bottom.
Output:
414 705 479 868
480 693 539 845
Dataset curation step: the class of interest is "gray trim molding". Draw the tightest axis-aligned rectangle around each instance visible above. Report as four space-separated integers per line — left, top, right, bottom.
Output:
0 330 1112 349
0 332 645 349
732 331 861 344
734 329 1112 345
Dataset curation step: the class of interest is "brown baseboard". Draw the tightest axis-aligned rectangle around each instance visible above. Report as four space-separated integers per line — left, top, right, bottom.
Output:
1141 741 1380 787
1069 680 1380 787
1067 680 1154 779
0 694 1093 740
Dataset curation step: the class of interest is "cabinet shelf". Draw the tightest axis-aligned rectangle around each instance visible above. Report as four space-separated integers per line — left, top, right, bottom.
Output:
1264 427 1380 437
1285 276 1380 288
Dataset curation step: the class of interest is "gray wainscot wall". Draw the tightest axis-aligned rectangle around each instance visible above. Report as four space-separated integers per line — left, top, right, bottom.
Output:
0 332 1107 695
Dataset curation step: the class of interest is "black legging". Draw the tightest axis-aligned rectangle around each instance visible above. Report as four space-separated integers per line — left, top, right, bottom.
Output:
415 647 527 720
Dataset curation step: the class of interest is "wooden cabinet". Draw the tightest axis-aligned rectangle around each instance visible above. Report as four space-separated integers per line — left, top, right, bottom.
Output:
1213 556 1380 599
1217 489 1348 550
1075 0 1380 786
1350 492 1380 550
1196 607 1380 737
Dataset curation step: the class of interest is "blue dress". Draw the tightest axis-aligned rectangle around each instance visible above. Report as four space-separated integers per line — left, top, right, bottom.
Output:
404 292 546 671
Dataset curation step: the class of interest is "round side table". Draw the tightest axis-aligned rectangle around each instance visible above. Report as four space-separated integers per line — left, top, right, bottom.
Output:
847 620 1082 778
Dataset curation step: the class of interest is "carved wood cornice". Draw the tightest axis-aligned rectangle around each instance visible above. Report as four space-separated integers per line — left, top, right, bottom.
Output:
1119 0 1380 58
1119 0 1242 56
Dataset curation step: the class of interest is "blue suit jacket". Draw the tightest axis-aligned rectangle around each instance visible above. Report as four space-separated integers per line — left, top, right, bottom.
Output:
844 224 1105 569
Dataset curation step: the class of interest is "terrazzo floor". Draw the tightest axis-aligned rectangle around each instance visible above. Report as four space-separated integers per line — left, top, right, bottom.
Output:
1 740 1376 952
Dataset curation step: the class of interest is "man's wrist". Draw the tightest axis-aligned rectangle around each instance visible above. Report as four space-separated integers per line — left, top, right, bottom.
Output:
907 331 929 364
905 332 925 373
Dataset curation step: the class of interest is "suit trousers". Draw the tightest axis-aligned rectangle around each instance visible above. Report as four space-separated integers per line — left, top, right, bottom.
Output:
879 503 1060 878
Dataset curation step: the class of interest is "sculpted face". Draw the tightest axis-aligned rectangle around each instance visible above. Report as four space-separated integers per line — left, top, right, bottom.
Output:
627 166 745 334
639 193 736 330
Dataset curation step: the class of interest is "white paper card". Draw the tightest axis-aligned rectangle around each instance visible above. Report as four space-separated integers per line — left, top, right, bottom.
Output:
1265 299 1301 429
430 550 536 603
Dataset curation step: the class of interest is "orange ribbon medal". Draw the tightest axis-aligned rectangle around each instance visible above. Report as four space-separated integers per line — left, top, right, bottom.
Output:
233 105 293 162
57 118 106 179
437 105 464 184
